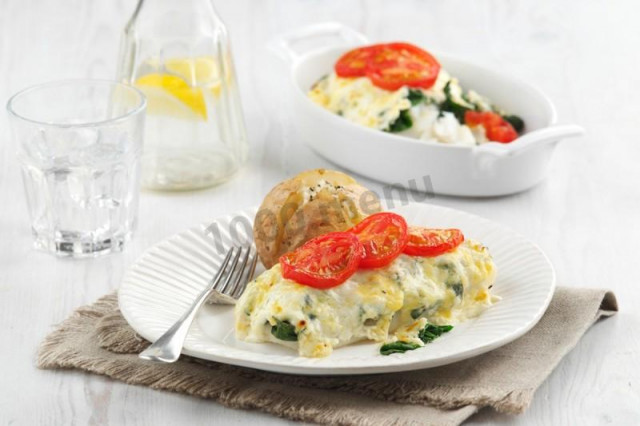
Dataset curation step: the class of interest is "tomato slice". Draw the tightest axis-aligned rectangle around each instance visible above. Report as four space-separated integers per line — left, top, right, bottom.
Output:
366 43 441 91
335 43 441 91
403 227 464 257
335 45 380 78
487 124 518 143
348 212 409 269
279 232 364 289
464 111 518 143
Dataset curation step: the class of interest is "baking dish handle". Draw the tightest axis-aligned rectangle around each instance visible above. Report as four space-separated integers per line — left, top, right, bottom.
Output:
474 124 585 158
472 124 585 175
269 22 369 64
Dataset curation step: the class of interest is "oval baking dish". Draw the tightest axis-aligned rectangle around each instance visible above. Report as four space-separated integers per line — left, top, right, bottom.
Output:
270 22 584 197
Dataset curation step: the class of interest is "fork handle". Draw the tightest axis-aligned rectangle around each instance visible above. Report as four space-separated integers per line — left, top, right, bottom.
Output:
138 280 219 363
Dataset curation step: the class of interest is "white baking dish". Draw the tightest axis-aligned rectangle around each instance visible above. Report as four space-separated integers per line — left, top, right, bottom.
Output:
270 22 585 197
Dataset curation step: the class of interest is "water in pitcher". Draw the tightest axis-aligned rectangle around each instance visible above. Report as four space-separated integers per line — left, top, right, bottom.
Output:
117 0 248 191
134 56 244 190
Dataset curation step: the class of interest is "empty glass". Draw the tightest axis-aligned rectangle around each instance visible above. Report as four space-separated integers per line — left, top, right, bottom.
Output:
6 80 146 257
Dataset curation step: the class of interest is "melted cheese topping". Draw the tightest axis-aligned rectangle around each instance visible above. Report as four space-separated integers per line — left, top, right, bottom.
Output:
309 73 411 130
308 69 497 146
235 240 496 357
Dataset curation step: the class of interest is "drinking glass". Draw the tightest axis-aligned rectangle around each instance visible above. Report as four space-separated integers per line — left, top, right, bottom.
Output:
6 80 146 257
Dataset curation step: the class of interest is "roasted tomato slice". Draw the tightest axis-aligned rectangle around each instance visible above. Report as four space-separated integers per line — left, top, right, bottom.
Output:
335 43 440 90
464 110 518 143
335 45 380 77
403 227 464 257
366 43 441 91
279 232 364 289
348 212 409 269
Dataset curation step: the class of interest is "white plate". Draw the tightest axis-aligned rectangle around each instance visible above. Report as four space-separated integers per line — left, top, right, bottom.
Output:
119 203 555 375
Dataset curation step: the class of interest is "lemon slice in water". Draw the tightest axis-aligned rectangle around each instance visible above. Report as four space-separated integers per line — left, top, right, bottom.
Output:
135 57 222 120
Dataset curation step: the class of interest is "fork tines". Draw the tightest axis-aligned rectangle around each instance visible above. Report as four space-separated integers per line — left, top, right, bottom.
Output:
216 245 258 299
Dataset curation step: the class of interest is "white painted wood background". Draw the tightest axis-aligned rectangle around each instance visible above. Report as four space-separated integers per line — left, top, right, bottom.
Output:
1 0 639 424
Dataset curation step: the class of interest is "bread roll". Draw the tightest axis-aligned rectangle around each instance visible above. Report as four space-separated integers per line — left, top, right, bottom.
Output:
253 169 381 268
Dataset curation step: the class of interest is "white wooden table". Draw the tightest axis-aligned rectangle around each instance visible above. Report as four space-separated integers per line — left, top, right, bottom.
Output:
1 0 638 424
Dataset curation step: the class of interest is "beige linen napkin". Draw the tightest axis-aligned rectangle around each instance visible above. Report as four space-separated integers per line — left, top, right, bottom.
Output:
37 287 617 426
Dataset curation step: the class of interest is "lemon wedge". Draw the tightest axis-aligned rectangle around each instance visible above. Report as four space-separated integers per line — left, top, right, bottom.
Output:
135 57 222 120
136 74 207 120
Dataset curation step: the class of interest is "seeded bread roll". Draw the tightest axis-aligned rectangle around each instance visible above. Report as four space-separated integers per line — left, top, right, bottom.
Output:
253 169 381 268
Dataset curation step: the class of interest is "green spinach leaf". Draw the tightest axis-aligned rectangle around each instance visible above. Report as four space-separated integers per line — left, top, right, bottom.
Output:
449 282 463 298
418 324 453 343
380 323 453 355
270 319 298 341
439 81 471 123
380 341 421 355
502 114 525 133
407 89 426 106
410 307 426 319
387 109 413 132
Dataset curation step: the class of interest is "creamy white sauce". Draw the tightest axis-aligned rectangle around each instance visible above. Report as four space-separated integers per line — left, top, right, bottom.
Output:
235 240 496 357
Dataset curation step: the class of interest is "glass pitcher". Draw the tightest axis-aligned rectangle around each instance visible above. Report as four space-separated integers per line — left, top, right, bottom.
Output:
117 0 248 191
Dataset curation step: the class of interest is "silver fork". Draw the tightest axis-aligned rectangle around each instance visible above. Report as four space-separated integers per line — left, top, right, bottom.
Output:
139 245 258 363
